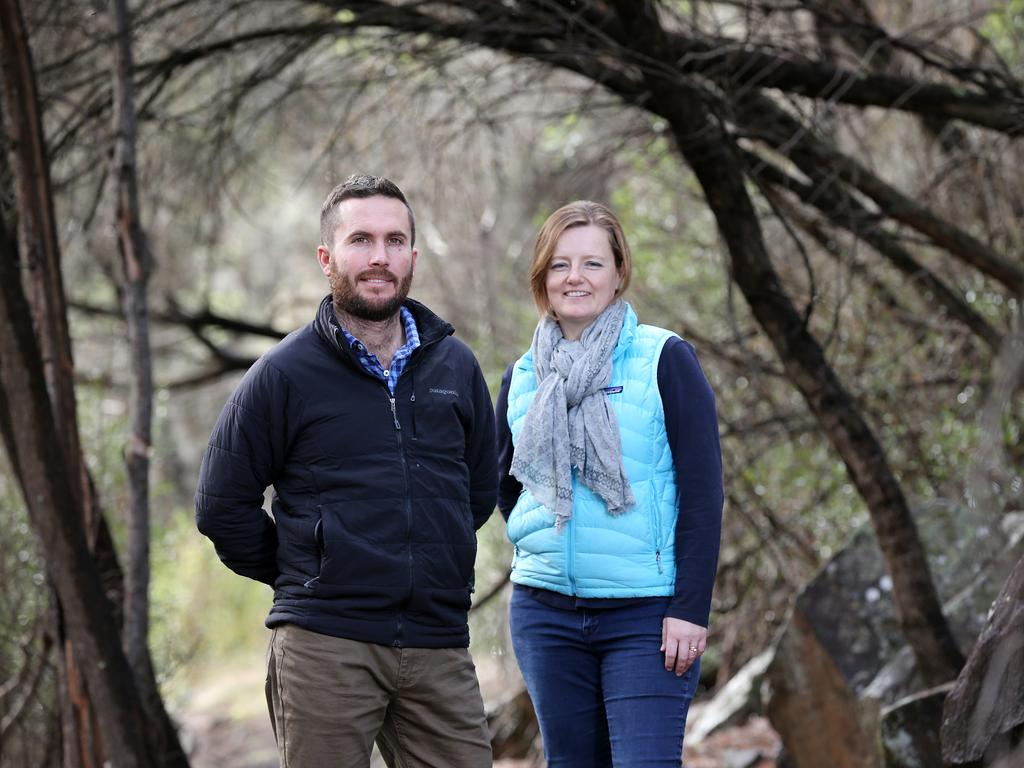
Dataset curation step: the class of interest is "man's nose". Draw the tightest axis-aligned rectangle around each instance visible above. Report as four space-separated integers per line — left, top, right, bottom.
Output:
368 240 389 264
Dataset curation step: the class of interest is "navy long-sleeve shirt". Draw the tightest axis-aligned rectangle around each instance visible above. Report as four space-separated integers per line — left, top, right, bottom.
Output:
496 336 724 627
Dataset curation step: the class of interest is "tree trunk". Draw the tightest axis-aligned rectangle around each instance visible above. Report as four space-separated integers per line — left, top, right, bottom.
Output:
110 0 154 705
0 2 111 762
0 198 156 768
108 6 189 764
665 92 965 685
605 1 964 687
0 0 188 763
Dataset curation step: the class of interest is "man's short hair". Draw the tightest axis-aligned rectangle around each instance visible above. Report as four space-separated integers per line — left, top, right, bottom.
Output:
319 175 416 248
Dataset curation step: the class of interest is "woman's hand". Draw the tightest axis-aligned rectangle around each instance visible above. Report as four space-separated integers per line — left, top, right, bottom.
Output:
661 617 707 676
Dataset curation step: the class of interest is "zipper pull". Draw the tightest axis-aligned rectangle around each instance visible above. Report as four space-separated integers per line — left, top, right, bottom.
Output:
656 549 663 574
389 397 401 430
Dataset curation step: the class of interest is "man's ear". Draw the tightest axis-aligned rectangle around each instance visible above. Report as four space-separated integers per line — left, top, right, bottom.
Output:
317 245 332 277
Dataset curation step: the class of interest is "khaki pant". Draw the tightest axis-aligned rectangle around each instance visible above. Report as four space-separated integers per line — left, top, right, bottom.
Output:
265 625 492 768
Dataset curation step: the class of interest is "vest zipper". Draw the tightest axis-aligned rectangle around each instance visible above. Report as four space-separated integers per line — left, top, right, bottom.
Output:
567 518 577 592
652 504 663 574
566 469 577 593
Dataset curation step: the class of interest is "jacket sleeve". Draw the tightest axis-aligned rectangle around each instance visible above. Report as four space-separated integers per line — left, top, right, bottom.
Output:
464 355 498 530
659 337 724 627
195 359 289 585
495 363 522 521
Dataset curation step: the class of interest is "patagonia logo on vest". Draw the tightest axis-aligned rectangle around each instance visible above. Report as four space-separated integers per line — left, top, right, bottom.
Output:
602 385 624 394
430 387 459 397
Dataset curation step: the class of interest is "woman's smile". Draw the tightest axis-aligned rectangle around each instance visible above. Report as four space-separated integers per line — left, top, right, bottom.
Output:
545 224 622 340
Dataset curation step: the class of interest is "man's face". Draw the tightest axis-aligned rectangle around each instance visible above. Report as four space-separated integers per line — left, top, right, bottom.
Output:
317 196 417 321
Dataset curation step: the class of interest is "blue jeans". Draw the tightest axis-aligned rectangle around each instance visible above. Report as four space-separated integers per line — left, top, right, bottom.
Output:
510 587 700 767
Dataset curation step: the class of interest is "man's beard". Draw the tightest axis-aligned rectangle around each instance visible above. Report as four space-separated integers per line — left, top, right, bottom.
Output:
329 264 413 322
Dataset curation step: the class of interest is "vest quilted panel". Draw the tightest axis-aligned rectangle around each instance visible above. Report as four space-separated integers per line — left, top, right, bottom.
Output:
505 306 679 597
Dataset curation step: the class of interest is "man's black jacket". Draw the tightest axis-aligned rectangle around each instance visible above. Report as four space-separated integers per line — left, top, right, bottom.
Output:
196 296 498 648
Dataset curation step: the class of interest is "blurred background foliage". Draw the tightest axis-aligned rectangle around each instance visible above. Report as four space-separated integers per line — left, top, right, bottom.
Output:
2 0 1023 765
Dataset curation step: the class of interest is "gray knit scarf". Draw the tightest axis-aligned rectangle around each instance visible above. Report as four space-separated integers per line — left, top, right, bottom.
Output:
510 299 635 529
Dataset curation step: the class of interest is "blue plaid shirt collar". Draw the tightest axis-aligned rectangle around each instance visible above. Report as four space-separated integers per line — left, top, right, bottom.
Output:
334 306 420 394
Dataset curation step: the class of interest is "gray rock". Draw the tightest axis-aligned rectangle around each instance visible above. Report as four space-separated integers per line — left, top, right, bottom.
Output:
723 747 766 768
786 528 905 695
762 501 1024 768
686 648 773 744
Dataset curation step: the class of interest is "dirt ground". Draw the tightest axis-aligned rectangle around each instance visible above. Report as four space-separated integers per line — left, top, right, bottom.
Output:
178 656 780 767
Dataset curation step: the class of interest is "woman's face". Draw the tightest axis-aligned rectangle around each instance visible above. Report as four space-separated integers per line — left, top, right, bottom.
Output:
545 225 622 340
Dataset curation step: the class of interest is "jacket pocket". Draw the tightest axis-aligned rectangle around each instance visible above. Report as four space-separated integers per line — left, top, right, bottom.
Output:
312 500 407 595
269 505 320 589
304 514 325 589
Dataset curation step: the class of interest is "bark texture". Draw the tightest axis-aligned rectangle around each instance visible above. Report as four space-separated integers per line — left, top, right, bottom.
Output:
0 204 156 768
942 554 1024 763
0 0 187 763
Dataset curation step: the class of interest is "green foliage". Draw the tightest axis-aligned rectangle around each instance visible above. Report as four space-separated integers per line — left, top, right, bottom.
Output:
981 1 1024 72
0 463 50 658
468 515 515 674
150 510 274 696
9 0 1020 721
0 459 59 767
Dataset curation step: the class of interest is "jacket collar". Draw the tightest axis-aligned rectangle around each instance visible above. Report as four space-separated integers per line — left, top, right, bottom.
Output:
313 294 454 355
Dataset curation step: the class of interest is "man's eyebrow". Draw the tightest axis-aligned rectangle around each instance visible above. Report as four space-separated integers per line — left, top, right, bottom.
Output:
345 229 407 240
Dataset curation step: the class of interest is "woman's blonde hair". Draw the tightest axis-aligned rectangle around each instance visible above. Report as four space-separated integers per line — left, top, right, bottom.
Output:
529 200 633 316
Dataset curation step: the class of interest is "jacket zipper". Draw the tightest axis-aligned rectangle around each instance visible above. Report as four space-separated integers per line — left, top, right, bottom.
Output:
329 326 450 646
409 367 417 437
389 395 401 429
384 383 414 647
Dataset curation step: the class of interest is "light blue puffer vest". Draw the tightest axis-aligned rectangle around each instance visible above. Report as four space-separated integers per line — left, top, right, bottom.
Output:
505 306 679 597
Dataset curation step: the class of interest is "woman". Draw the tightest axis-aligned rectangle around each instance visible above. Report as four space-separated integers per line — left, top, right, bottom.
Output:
496 201 724 767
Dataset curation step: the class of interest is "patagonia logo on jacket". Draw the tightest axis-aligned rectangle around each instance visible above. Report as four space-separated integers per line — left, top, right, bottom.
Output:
430 387 459 397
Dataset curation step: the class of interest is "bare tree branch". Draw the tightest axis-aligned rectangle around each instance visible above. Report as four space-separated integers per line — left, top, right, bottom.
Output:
743 147 1003 349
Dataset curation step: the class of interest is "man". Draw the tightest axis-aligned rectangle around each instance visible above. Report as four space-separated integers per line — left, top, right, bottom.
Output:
196 175 497 767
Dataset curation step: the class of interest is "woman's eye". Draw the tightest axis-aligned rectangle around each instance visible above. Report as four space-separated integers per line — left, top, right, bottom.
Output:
550 262 568 271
